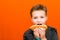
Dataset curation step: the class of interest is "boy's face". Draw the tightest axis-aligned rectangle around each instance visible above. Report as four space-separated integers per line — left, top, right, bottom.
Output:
31 10 47 25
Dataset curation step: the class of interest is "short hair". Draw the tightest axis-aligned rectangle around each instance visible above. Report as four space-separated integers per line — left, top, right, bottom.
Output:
30 4 47 17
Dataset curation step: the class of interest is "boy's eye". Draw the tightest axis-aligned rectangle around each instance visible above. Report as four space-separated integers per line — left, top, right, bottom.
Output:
40 16 44 18
34 17 37 19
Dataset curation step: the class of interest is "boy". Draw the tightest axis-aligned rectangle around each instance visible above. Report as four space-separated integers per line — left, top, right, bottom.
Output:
23 4 58 40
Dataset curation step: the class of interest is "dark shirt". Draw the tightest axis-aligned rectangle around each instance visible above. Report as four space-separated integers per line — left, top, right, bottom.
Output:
23 26 58 40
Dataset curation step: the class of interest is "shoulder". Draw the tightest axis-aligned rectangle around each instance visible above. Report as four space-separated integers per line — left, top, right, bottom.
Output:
47 26 57 34
46 26 58 40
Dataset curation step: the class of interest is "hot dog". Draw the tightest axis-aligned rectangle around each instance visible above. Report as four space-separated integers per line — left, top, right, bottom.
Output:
30 24 47 31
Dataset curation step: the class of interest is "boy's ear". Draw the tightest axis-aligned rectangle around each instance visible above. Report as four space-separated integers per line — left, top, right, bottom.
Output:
46 16 48 21
31 17 33 22
31 17 34 24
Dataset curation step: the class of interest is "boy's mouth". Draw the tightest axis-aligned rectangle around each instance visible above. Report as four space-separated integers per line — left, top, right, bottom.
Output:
37 24 42 25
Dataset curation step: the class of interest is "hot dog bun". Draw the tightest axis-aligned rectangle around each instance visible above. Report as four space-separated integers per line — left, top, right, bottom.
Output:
30 25 47 31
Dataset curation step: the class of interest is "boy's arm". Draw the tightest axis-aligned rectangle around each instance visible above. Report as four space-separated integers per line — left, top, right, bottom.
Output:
51 28 58 40
23 29 35 40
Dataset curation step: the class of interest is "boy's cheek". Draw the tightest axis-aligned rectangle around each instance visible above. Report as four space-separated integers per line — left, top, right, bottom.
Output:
32 19 37 24
32 19 36 22
41 20 47 24
41 18 47 22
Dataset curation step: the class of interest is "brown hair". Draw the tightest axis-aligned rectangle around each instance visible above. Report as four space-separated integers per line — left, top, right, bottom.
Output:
30 4 47 17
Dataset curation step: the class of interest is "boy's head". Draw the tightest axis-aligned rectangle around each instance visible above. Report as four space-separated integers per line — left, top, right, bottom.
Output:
30 4 48 25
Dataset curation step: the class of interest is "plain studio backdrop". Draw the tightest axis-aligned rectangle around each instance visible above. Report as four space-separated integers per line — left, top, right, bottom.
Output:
0 0 60 40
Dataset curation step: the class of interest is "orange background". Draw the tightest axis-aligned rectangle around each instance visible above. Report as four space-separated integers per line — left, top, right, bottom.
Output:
0 0 60 40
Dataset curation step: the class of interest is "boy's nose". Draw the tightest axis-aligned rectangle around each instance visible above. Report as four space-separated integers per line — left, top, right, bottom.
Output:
37 19 41 22
37 20 42 25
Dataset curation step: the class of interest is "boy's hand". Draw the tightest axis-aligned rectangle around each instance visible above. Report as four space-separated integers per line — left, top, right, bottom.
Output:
33 28 40 38
33 28 46 39
38 28 46 39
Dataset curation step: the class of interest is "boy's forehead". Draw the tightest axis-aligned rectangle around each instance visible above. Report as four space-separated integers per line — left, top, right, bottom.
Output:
32 10 46 16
